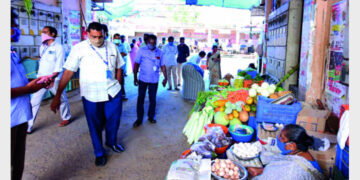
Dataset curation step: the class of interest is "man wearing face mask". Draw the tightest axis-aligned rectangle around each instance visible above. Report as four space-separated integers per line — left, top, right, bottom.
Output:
176 37 190 87
133 35 167 127
11 8 53 180
113 33 128 101
162 36 178 91
50 22 125 166
139 33 149 48
157 37 166 50
27 26 72 134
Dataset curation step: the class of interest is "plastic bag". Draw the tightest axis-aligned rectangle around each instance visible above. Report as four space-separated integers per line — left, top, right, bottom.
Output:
190 141 214 158
204 126 232 148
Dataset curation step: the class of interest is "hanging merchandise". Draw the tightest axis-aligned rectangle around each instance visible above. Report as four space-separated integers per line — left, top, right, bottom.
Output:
324 0 349 117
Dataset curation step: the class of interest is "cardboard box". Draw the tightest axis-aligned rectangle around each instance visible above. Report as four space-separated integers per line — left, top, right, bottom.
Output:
309 144 337 178
296 102 331 133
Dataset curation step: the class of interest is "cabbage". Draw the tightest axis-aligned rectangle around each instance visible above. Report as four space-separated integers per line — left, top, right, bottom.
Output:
214 112 229 126
251 84 259 90
261 82 270 89
270 84 276 90
261 90 270 97
256 87 263 93
249 89 257 97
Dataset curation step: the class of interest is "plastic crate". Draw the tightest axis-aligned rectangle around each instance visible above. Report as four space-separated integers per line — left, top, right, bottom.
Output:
335 144 349 179
256 96 302 124
21 58 38 79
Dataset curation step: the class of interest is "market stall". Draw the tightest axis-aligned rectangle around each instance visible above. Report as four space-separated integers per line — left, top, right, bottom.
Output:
166 69 339 180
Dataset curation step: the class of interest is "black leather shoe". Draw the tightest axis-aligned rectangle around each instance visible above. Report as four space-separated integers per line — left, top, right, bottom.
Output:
122 97 128 101
95 155 107 166
175 88 180 91
133 120 142 128
148 118 157 124
106 144 125 153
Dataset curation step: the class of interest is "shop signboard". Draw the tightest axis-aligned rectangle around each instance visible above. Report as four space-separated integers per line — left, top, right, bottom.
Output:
325 0 348 117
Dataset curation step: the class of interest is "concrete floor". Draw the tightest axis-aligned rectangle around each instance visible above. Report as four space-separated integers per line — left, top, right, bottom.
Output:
22 54 256 180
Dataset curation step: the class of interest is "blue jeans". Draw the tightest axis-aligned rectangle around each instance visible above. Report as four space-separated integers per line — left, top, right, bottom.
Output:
82 92 122 157
137 81 158 121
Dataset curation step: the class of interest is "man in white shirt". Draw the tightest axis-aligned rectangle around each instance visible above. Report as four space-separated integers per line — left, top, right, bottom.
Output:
162 36 179 91
27 26 72 134
188 51 206 65
50 22 125 166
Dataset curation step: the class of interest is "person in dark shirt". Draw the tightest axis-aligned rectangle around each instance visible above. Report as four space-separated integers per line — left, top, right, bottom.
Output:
176 37 190 86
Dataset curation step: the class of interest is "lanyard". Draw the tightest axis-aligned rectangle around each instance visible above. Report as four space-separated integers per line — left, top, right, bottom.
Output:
89 43 109 67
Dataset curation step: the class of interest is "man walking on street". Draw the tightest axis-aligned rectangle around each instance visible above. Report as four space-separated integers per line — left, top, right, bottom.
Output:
162 36 178 91
27 26 72 134
139 33 149 48
51 22 125 166
176 37 190 87
133 34 167 128
113 33 128 101
158 37 166 50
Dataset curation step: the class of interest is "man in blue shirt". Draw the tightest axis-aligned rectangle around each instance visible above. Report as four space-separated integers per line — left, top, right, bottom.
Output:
133 35 167 127
176 37 190 87
11 8 53 180
113 33 128 101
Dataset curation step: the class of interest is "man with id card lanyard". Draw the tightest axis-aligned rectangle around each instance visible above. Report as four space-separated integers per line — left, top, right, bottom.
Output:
50 22 125 166
133 34 167 128
27 26 72 134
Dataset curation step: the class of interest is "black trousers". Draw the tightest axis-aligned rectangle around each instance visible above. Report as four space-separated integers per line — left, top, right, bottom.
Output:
137 80 158 121
11 122 28 180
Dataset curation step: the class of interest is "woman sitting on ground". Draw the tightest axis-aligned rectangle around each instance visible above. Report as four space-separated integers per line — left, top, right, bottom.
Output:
248 124 324 180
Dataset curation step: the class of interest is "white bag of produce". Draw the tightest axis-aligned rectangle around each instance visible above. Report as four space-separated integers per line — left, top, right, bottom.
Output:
166 159 211 180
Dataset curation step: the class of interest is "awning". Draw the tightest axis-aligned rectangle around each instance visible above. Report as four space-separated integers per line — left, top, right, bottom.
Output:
185 0 261 9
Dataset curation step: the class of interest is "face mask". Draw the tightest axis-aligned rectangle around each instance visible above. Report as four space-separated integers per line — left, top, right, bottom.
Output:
147 44 156 50
113 39 121 44
11 27 21 42
276 136 293 155
90 38 105 47
41 33 55 43
169 42 174 46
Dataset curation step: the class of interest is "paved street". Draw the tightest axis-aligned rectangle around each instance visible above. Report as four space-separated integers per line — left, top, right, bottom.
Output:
22 54 256 180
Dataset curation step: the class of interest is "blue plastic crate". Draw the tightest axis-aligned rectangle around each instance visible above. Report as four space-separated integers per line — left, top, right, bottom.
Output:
336 144 349 179
256 96 302 124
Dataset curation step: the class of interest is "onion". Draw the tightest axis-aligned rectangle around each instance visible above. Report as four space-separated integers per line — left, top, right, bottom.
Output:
229 170 234 175
224 175 230 179
219 171 225 177
234 167 239 171
220 163 226 168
